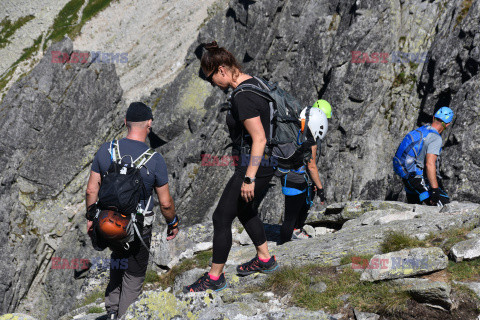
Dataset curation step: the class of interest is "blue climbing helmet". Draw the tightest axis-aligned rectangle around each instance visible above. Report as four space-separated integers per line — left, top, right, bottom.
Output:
434 107 454 123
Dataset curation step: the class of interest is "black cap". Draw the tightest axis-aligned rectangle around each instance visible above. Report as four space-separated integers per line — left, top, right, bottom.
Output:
126 102 153 122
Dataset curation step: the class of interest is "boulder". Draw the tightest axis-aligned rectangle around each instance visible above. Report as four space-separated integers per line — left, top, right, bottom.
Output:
466 227 480 239
152 222 213 268
360 248 448 281
450 238 480 262
354 309 380 320
391 278 452 310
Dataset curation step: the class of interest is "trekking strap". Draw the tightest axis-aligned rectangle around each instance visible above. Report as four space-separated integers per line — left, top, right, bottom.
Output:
130 213 155 258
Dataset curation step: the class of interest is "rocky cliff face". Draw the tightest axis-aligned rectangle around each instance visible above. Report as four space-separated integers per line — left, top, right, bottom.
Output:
0 39 124 318
0 0 479 318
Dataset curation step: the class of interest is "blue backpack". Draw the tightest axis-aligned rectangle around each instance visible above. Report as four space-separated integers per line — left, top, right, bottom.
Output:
393 125 440 179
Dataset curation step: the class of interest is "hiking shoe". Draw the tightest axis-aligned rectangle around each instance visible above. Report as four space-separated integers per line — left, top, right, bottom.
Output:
182 272 227 293
106 310 117 320
236 255 279 276
292 229 312 240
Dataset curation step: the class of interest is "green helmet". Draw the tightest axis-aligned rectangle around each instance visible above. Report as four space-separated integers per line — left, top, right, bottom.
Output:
313 99 332 118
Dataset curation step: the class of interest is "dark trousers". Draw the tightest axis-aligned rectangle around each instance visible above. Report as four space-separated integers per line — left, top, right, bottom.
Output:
280 186 314 244
105 228 151 318
212 173 272 264
403 175 450 205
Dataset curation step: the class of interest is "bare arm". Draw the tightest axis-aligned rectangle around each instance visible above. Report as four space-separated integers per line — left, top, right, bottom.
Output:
243 116 267 179
425 153 439 189
241 116 267 202
85 171 101 233
155 183 176 221
307 145 323 190
155 183 178 240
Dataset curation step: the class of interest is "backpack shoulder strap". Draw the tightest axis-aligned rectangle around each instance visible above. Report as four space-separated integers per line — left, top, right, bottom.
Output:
231 77 274 102
109 140 121 162
133 148 157 168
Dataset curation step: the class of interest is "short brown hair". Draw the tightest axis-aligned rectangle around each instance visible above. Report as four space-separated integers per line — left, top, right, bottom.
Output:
201 41 242 74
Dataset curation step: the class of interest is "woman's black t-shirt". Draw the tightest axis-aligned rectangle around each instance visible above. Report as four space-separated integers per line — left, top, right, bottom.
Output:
226 77 275 177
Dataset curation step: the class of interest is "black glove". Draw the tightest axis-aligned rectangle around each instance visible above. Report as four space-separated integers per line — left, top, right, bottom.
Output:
429 188 441 205
317 188 326 202
86 203 98 221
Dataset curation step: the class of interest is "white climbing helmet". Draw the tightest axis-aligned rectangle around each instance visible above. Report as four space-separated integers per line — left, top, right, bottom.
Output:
299 107 328 141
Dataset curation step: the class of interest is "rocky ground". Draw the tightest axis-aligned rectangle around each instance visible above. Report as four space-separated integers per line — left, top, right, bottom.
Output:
19 200 478 320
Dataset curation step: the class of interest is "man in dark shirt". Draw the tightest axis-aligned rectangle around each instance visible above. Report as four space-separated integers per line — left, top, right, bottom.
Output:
85 102 178 320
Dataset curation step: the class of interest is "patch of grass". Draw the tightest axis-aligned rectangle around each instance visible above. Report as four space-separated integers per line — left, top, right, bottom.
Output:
82 0 114 22
77 289 104 308
0 15 35 49
149 250 213 289
260 264 409 313
380 231 428 253
196 250 213 269
16 36 42 66
452 282 480 302
409 62 419 70
144 269 161 283
392 71 417 88
456 0 473 26
399 36 407 49
45 0 85 45
426 226 473 252
0 67 15 95
328 13 338 31
87 306 104 314
0 34 42 99
45 0 116 49
447 260 480 282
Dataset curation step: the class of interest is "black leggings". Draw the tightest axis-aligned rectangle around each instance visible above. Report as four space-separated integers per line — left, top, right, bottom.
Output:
212 173 272 264
280 187 314 244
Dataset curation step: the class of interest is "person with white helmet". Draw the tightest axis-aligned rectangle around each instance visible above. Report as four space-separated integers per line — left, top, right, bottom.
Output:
278 105 329 244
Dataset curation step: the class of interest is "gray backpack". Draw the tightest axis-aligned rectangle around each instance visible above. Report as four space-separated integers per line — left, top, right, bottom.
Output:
230 77 313 169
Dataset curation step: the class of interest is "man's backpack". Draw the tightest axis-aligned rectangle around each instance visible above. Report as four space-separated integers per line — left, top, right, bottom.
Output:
230 77 313 170
393 125 441 179
95 140 156 252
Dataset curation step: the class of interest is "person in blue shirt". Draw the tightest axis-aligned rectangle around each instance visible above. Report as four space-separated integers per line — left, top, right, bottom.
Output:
394 107 454 206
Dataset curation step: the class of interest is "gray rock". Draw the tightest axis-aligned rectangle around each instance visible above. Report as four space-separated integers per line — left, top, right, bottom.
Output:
454 281 480 300
123 289 334 320
314 227 335 235
307 201 414 226
310 281 327 294
354 308 380 320
302 225 316 237
440 202 480 214
391 278 452 310
450 238 480 262
152 222 213 268
0 314 39 320
466 227 480 239
360 247 448 281
238 229 254 246
0 37 123 319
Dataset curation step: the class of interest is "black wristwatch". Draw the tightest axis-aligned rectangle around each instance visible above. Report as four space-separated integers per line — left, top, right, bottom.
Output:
244 176 256 184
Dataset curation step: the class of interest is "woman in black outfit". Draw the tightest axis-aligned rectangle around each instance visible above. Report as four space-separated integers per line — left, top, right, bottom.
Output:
183 41 278 293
